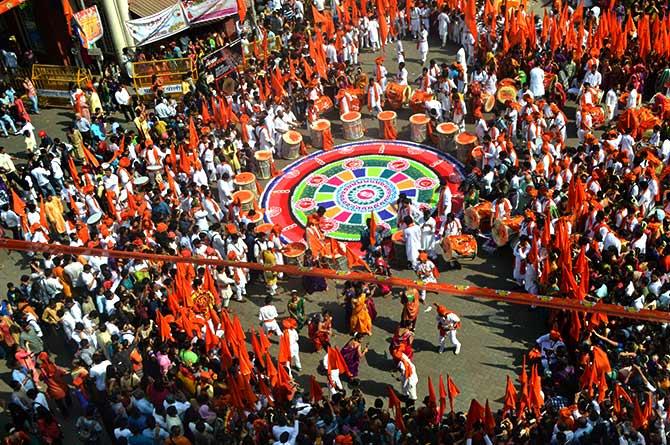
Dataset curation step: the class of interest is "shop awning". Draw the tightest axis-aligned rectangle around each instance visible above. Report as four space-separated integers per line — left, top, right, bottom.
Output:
0 0 26 15
128 0 177 18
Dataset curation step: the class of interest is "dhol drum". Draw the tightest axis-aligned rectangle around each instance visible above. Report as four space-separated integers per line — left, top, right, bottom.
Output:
464 201 493 232
233 190 255 212
241 209 264 225
409 113 430 142
283 242 307 276
482 93 496 112
385 82 411 109
255 150 273 179
314 95 334 115
255 223 274 234
233 172 257 197
341 111 364 140
391 231 407 266
282 130 303 160
310 119 331 149
377 110 397 138
491 216 524 247
436 122 459 153
409 90 433 113
496 81 517 104
454 131 478 164
442 234 478 260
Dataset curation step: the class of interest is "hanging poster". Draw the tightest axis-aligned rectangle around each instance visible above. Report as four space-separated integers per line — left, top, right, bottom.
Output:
73 6 104 48
181 0 237 25
125 3 189 46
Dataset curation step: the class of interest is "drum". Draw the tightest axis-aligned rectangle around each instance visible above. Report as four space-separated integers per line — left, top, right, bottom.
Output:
492 216 524 246
283 242 307 269
233 172 257 197
324 253 348 271
310 119 331 149
241 209 264 224
314 95 334 115
409 90 433 113
464 201 493 232
482 93 496 112
233 190 255 212
385 82 411 109
496 84 517 104
454 132 478 164
282 130 303 160
254 150 272 179
436 122 459 153
255 223 274 234
377 110 397 137
391 231 407 266
409 113 430 142
86 212 102 225
442 234 478 259
341 111 364 140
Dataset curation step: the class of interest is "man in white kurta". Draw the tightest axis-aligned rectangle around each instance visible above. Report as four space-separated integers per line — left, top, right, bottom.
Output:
529 66 546 98
259 296 283 336
402 216 422 268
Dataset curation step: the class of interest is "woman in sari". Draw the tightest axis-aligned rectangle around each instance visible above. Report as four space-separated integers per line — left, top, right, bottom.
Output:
390 320 415 363
286 290 306 330
349 288 372 336
308 310 333 352
340 333 368 378
302 250 327 294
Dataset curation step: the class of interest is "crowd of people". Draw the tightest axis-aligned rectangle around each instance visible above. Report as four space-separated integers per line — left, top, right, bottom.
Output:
1 0 670 444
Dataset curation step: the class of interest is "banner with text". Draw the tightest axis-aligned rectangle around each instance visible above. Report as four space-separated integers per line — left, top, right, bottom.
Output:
125 3 189 46
73 6 104 48
182 0 237 25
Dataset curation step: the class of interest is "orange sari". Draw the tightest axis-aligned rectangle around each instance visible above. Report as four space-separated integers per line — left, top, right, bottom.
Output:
350 295 372 335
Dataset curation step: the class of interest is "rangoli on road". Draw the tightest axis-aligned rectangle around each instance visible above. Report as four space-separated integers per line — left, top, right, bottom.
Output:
260 140 465 245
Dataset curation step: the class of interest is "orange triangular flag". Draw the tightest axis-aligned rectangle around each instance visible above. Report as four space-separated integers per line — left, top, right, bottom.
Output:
188 117 199 150
82 145 100 168
39 197 48 229
278 329 291 364
345 245 372 272
201 100 211 124
369 212 377 246
446 374 460 413
310 375 324 403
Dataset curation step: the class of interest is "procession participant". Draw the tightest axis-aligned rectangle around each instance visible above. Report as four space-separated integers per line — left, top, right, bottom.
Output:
402 216 422 268
414 252 438 304
434 304 461 355
367 77 384 114
259 296 282 337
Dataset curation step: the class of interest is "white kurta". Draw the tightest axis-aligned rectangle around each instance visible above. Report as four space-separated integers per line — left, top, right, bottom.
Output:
403 224 422 266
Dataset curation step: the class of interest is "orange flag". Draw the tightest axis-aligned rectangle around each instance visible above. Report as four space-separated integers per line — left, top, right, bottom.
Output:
82 145 100 168
39 198 48 230
388 385 402 410
237 0 247 23
484 400 496 436
265 352 278 386
278 329 291 364
67 157 80 188
632 396 647 430
465 0 478 42
61 0 74 35
188 116 199 150
446 374 460 413
205 323 219 352
529 365 544 415
369 212 377 246
438 375 447 421
427 376 437 424
502 375 518 415
201 100 211 124
345 245 372 272
259 329 271 353
465 399 484 432
376 0 388 49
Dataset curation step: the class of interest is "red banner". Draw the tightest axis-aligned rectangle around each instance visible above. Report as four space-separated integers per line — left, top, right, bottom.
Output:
1 238 668 323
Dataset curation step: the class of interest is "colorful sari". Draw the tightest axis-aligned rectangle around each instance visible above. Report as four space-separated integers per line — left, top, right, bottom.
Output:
340 340 363 377
287 297 306 330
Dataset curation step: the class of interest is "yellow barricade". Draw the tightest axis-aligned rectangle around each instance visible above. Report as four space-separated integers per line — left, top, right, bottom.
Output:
31 64 91 108
131 58 198 100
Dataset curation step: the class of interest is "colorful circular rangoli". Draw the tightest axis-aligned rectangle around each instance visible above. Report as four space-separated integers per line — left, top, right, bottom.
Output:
260 140 465 244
